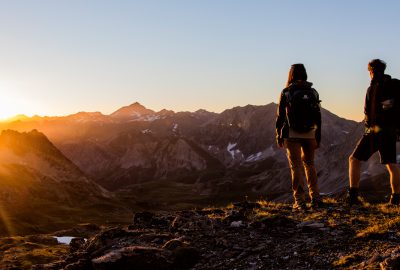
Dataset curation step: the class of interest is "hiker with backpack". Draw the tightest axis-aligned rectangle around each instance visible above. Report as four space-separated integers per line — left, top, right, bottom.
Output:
348 59 400 206
276 64 323 210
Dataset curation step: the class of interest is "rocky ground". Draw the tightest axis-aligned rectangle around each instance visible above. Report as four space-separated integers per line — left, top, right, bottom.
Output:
2 199 400 269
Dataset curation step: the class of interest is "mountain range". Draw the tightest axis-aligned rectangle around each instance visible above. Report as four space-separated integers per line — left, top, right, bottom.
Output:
0 102 392 230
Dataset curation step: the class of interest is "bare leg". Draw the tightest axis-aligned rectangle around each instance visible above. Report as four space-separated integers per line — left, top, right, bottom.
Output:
349 156 361 188
386 164 400 194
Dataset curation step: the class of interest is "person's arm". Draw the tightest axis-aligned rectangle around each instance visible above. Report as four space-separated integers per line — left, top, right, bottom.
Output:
275 91 287 147
314 90 321 147
364 87 371 127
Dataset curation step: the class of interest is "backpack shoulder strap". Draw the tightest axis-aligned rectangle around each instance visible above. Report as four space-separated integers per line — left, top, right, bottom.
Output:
283 87 293 102
311 88 321 103
284 85 298 102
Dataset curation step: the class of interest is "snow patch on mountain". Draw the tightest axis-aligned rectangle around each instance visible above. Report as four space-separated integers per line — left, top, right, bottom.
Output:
246 152 263 162
227 143 237 159
245 146 276 163
141 129 152 134
128 115 162 122
362 170 371 176
226 143 244 160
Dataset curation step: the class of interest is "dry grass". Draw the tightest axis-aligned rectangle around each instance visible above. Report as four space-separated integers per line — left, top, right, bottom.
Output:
356 216 400 239
0 235 68 269
332 253 362 267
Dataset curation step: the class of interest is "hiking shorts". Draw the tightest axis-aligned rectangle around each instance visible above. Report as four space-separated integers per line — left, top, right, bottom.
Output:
351 131 397 164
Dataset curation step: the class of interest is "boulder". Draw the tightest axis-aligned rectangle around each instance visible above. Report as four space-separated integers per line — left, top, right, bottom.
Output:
92 246 172 270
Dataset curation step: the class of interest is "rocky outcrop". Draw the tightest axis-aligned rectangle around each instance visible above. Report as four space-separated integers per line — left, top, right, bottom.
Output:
0 130 128 236
29 200 400 270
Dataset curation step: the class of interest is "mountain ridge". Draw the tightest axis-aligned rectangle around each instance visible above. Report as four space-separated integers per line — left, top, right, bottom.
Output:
0 130 130 236
0 102 382 211
0 101 357 123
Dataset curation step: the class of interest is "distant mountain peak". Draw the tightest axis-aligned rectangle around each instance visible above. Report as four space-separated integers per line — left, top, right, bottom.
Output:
1 129 46 140
0 129 69 160
157 109 175 117
110 102 157 121
2 114 30 122
130 101 143 106
124 102 150 111
195 109 210 114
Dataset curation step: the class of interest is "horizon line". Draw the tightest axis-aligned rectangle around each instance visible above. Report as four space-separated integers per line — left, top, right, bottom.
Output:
0 101 362 123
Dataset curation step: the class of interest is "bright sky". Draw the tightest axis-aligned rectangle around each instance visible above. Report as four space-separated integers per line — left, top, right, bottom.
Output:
1 0 400 121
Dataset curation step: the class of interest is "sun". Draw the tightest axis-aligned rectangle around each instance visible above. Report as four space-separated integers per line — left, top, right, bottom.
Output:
0 95 33 121
0 81 37 121
0 95 29 121
0 104 20 120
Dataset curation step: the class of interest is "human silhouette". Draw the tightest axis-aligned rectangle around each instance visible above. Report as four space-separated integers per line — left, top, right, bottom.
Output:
348 59 400 206
276 64 322 210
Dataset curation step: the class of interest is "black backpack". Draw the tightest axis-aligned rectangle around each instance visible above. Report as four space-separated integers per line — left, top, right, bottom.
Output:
285 87 320 133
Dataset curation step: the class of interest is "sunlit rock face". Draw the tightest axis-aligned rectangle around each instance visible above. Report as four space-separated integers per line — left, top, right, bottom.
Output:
0 130 125 236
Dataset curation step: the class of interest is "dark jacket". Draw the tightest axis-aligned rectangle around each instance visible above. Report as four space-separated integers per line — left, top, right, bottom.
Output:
364 74 397 130
275 80 321 145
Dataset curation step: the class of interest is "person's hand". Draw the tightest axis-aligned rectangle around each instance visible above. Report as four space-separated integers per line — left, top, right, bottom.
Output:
364 115 370 127
277 137 284 148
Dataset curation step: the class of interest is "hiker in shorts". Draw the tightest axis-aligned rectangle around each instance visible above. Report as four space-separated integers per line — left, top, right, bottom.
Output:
348 59 400 206
276 64 323 210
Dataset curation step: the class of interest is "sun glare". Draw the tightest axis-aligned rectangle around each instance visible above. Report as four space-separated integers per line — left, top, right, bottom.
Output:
0 81 37 121
0 105 20 121
0 99 25 121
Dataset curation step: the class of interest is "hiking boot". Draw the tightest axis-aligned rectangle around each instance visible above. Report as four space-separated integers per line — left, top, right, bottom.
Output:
292 202 307 211
310 198 325 209
389 194 400 205
347 187 362 206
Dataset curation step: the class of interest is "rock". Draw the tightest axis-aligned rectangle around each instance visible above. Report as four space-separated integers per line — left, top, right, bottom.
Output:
224 209 246 222
69 237 86 252
251 244 267 252
367 253 381 264
133 211 155 227
92 246 172 270
230 221 244 227
64 259 91 270
162 239 185 250
380 257 400 270
214 238 229 247
32 261 65 270
173 247 200 269
170 211 213 231
379 247 400 270
297 221 325 229
258 214 296 228
84 227 143 255
197 209 225 215
151 216 171 228
138 233 173 243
